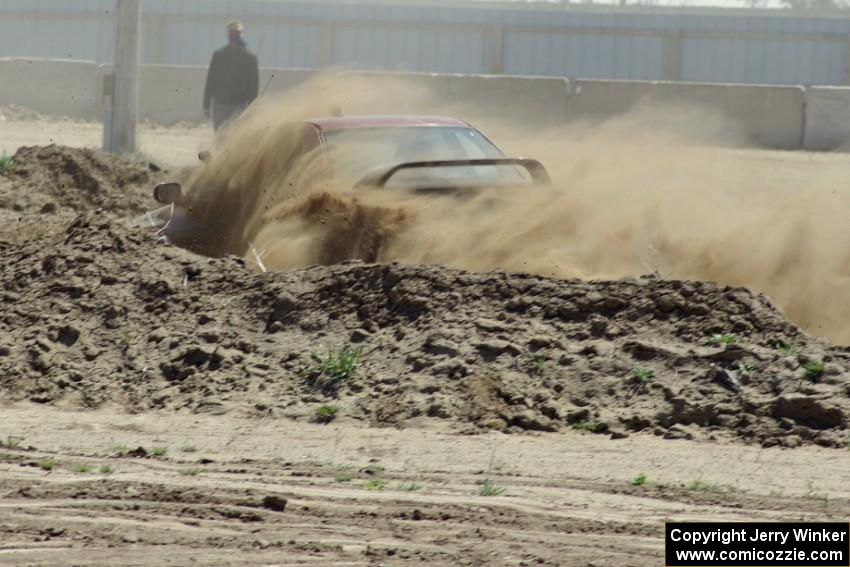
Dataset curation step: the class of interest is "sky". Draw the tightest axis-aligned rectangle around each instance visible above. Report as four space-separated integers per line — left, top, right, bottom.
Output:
512 1 797 7
620 1 783 5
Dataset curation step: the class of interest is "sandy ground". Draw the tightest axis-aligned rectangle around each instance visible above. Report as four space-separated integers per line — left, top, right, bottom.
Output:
2 115 849 567
1 118 208 169
1 404 848 566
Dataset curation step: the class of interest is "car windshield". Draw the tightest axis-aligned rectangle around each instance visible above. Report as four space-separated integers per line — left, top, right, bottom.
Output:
322 126 528 188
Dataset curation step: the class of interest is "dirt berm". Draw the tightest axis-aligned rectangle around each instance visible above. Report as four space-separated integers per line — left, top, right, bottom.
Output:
0 144 162 216
1 207 849 448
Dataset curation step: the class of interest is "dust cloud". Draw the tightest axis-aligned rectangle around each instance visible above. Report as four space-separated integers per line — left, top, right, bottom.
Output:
184 73 850 345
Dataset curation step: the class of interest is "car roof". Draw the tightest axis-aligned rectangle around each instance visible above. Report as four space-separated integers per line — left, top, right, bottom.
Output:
307 115 470 131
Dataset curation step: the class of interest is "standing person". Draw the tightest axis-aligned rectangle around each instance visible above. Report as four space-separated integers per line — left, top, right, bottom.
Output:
203 20 259 131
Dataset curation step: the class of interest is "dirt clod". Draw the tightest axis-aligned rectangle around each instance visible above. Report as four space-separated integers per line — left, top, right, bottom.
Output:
772 393 845 430
261 495 288 512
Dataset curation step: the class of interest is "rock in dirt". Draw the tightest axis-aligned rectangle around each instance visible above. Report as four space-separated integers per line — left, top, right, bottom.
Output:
772 394 845 430
261 495 288 512
476 339 522 357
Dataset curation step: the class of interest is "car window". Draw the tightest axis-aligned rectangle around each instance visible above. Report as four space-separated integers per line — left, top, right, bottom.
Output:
452 129 497 159
323 126 511 187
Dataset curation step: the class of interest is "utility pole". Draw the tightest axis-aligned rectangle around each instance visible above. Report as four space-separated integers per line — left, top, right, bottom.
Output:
104 0 141 154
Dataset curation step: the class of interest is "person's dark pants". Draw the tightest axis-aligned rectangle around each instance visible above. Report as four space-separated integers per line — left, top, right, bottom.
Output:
212 101 247 131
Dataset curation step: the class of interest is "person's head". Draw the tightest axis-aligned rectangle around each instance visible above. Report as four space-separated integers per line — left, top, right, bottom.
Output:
227 20 244 43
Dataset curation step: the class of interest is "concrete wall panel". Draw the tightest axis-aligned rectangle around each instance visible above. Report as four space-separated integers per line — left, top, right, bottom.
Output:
141 65 207 124
803 86 850 151
260 68 323 98
657 82 805 149
0 57 100 119
445 74 569 130
97 65 322 124
139 66 322 124
567 78 804 149
330 72 569 130
568 79 655 117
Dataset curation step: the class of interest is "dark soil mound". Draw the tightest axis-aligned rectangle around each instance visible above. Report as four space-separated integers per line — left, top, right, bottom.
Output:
0 145 162 216
1 214 848 447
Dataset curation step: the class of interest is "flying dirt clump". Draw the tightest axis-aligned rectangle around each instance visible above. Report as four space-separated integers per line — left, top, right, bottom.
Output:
0 144 163 216
1 214 848 447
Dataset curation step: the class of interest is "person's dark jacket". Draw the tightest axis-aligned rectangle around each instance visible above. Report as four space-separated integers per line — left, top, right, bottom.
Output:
203 41 259 110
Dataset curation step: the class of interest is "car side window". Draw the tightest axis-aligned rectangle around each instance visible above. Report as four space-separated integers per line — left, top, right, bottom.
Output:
300 124 321 155
451 129 491 159
288 124 328 183
276 124 324 180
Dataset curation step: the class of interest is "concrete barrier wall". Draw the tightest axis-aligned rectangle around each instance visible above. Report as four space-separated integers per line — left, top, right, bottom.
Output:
342 71 570 131
568 79 656 118
98 64 208 124
803 87 850 151
568 79 805 149
656 82 805 149
140 65 208 124
260 68 323 98
0 58 101 119
3 58 844 152
97 64 207 124
444 74 570 129
334 70 458 118
135 67 446 124
94 65 322 124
